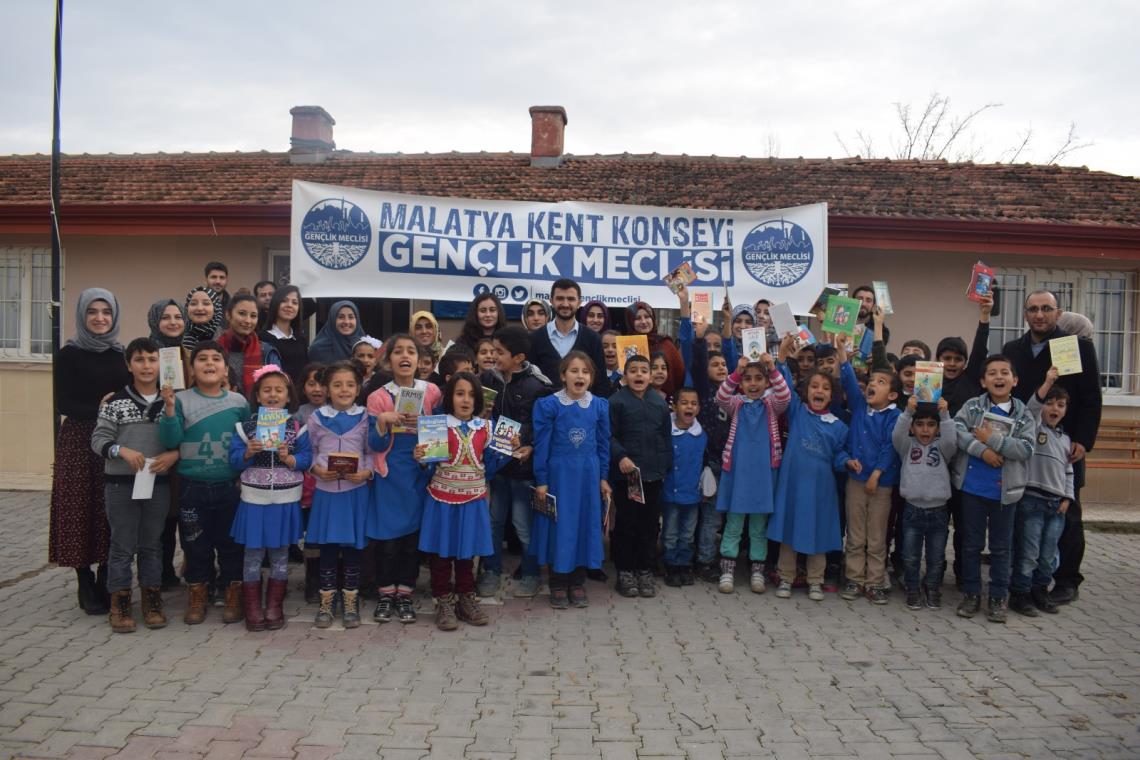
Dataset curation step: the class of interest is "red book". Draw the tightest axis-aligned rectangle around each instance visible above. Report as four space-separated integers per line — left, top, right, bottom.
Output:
966 261 995 302
326 452 359 476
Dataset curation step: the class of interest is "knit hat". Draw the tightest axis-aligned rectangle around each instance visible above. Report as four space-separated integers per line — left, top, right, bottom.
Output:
935 336 968 361
67 287 123 353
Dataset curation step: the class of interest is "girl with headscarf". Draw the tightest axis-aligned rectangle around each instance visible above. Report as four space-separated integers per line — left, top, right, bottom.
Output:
624 301 685 398
522 299 552 331
51 288 131 615
259 285 308 385
308 300 365 364
578 299 611 333
720 303 757 371
181 286 224 352
410 309 443 361
458 292 506 352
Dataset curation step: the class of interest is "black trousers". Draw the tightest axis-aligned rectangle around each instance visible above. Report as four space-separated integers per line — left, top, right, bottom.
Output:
375 531 420 592
1053 459 1086 589
612 479 663 572
550 567 586 589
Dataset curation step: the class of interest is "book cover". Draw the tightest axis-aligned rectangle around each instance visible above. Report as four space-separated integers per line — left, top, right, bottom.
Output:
822 295 860 336
811 285 843 314
872 280 894 315
482 386 499 412
627 465 645 504
663 261 697 294
417 415 450 463
794 324 817 349
614 335 649 373
1049 335 1083 376
158 346 185 390
741 327 766 362
691 291 713 325
489 416 522 455
981 412 1014 439
529 486 557 521
769 302 798 339
393 386 426 433
913 361 944 403
967 261 995 302
326 452 359 476
255 408 290 445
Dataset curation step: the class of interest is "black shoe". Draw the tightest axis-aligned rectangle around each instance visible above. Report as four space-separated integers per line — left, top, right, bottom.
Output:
76 567 108 615
549 587 570 610
905 589 923 610
94 565 111 612
680 568 696 586
587 568 608 583
664 569 683 588
697 562 721 584
373 595 394 623
1031 586 1059 614
616 571 639 598
1048 585 1078 605
986 596 1008 624
395 594 417 624
956 593 981 618
1008 592 1039 617
925 587 942 610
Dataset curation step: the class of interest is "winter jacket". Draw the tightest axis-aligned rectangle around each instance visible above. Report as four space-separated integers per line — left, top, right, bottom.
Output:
951 392 1036 505
609 386 673 482
480 362 553 479
1025 393 1075 500
91 385 174 483
891 409 957 508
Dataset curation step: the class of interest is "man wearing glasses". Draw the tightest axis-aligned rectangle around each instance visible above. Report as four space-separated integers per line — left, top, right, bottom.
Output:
1002 290 1102 605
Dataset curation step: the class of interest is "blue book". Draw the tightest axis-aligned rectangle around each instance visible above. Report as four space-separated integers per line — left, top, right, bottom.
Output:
418 415 450 463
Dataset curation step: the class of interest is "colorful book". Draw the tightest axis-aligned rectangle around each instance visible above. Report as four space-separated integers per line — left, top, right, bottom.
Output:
417 415 449 463
255 408 290 445
811 285 844 314
1049 335 1083 376
627 465 645 504
663 261 697 294
981 412 1014 440
489 416 522 456
769 302 798 339
529 486 557 521
326 452 359 477
913 361 944 403
967 261 995 302
614 335 650 373
872 280 894 315
741 327 766 362
691 291 713 325
392 386 426 433
822 295 860 336
482 386 499 413
794 324 817 349
158 346 184 390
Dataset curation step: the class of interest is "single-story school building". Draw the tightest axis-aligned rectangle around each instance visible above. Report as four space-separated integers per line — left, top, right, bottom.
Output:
1 105 1139 498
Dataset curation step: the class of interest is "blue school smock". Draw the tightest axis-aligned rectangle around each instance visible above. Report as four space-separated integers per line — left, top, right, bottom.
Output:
228 415 310 549
366 422 430 541
716 400 777 515
305 407 371 549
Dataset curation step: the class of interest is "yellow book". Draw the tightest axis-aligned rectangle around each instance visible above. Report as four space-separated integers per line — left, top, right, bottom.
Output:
614 335 649 374
1049 335 1083 376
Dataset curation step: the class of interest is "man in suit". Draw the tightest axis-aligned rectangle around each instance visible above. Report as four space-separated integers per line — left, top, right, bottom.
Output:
529 278 611 398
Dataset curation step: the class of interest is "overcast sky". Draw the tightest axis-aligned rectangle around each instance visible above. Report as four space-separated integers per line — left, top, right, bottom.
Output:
3 1 1138 178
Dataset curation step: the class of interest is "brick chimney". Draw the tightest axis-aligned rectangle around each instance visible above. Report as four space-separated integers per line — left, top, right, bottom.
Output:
289 106 335 164
529 106 567 167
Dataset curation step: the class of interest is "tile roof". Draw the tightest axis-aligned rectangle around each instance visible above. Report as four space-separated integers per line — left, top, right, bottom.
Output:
1 151 1138 227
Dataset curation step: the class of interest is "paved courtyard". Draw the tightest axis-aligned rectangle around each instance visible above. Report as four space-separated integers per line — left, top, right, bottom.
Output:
0 490 1137 759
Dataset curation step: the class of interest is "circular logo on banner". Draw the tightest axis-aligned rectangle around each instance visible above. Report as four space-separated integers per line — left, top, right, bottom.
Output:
473 283 490 297
740 219 814 287
492 284 509 301
511 285 529 302
300 198 372 270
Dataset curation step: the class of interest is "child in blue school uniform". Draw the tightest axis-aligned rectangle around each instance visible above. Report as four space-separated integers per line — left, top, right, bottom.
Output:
661 387 707 587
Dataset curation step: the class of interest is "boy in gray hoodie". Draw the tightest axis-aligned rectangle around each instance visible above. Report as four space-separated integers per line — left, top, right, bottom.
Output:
1009 367 1074 617
892 396 958 611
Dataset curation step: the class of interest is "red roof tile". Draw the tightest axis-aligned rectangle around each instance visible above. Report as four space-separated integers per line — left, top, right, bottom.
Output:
1 151 1138 227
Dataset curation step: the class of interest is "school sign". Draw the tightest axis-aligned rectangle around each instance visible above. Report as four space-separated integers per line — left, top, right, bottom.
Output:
290 180 828 312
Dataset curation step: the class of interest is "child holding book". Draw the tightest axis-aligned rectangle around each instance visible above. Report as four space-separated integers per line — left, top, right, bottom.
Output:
367 334 443 624
159 340 251 625
228 365 312 631
530 351 612 609
951 355 1036 623
714 353 791 594
661 387 707 587
1009 367 1074 617
609 354 673 598
91 337 180 632
306 360 374 628
414 372 517 630
688 332 730 583
769 335 852 601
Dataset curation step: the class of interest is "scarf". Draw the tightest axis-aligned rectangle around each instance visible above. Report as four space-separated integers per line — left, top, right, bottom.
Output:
181 286 224 351
66 287 123 353
308 299 364 363
147 298 187 348
218 329 263 397
577 299 610 332
410 309 443 356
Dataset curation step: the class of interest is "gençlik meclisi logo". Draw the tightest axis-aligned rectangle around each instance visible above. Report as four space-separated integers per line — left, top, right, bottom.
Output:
301 198 371 270
740 219 813 288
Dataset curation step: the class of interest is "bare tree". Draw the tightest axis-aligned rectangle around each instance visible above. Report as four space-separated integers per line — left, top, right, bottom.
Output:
1045 122 1094 165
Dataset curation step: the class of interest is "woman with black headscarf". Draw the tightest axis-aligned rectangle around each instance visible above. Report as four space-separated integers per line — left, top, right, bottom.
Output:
308 300 365 364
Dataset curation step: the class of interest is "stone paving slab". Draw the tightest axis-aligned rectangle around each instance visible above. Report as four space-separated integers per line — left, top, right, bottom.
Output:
1 490 1138 759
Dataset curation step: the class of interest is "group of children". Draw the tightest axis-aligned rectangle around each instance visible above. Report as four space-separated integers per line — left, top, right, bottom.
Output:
92 276 1078 635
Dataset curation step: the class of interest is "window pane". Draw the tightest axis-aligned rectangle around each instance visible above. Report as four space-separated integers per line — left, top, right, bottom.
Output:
1086 277 1126 389
1039 280 1074 312
989 272 1026 354
0 257 20 348
30 253 52 353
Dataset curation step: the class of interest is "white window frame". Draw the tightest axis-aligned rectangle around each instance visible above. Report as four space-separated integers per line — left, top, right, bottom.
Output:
988 266 1138 395
0 246 57 362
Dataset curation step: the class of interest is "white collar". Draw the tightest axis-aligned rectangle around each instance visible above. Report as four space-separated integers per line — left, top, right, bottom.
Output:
317 403 364 417
866 403 897 416
817 412 839 423
992 400 1013 412
268 324 293 340
446 415 486 430
671 416 703 437
555 389 593 408
384 378 426 395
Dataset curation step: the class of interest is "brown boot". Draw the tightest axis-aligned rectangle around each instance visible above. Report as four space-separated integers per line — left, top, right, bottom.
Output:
435 593 458 631
108 589 135 633
264 578 288 630
222 580 244 624
140 587 167 629
243 581 266 632
184 582 208 624
455 591 488 626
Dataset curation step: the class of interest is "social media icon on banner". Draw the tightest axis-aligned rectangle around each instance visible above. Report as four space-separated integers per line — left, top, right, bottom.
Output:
473 284 490 296
511 286 529 302
492 285 509 301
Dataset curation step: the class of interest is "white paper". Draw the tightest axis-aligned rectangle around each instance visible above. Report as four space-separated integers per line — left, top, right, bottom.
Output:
132 459 156 500
769 302 798 339
159 347 185 390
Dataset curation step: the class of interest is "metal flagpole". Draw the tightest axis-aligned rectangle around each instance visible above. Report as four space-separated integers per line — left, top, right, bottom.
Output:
50 0 64 443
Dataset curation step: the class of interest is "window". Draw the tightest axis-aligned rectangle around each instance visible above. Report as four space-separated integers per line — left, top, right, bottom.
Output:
0 247 54 360
987 267 1138 393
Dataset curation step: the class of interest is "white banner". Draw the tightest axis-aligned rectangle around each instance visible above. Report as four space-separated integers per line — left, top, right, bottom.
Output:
290 181 828 312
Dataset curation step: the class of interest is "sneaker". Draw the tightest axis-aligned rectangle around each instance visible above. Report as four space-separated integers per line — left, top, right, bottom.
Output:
513 575 541 598
314 589 335 629
373 594 394 623
342 589 360 629
775 580 792 598
476 570 501 598
549 586 570 609
395 594 417 624
616 571 639 598
637 570 657 598
986 596 1008 624
1031 586 1058 614
664 569 683 588
840 582 863 601
1008 592 1039 617
435 594 458 631
925 587 942 610
905 589 923 610
867 586 889 605
808 584 824 602
455 592 488 626
956 593 981 618
749 563 766 594
680 568 696 586
569 585 589 608
1048 585 1078 605
718 558 736 594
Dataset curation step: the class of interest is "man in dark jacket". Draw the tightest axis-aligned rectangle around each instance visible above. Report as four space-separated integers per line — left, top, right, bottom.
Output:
529 278 610 397
1002 289 1102 605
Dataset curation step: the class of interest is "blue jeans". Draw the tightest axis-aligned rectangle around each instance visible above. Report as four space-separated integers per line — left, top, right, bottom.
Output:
1012 493 1066 594
697 499 721 564
485 475 538 577
179 478 242 586
661 502 699 567
960 491 1016 599
901 503 949 592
